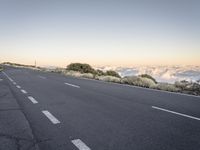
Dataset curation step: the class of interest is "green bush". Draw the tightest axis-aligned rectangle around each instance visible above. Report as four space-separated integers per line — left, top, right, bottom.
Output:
67 63 95 74
105 70 121 78
139 74 157 84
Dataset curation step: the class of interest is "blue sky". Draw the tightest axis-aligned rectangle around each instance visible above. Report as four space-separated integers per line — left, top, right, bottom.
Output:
0 0 199 67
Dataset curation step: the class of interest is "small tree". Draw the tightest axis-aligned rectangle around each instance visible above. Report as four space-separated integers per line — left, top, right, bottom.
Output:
67 63 95 74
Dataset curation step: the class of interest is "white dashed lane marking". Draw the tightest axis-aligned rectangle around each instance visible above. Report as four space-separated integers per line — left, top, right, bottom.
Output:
42 110 60 124
152 106 200 121
71 139 91 150
16 85 21 89
21 89 27 94
38 75 46 79
28 96 38 104
65 82 80 88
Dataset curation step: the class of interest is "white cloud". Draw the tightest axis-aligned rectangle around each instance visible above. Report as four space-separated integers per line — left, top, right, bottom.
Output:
96 65 200 83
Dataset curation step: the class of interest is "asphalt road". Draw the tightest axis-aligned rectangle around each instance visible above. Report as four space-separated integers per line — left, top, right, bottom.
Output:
1 66 200 150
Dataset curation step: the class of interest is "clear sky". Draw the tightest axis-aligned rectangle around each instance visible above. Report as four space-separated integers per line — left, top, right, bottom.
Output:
0 0 200 67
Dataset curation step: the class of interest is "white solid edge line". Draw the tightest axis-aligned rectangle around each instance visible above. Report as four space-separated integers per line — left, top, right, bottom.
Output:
21 89 27 94
65 82 80 88
152 106 200 121
42 110 60 124
2 71 13 82
16 85 21 89
28 96 38 104
71 139 91 150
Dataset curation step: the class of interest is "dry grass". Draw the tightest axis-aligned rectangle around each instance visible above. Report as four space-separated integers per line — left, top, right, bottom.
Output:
95 75 121 83
121 76 156 88
153 83 180 92
80 73 94 79
175 81 200 95
62 70 94 79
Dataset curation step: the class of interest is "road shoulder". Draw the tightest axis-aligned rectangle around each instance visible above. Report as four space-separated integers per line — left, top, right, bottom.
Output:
0 73 39 150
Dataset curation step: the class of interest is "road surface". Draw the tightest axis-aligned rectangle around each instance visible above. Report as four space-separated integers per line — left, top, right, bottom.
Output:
1 66 200 150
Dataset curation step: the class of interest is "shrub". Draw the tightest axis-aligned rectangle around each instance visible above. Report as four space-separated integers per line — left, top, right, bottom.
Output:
139 74 157 84
80 73 94 79
105 70 121 78
155 83 180 92
190 83 200 91
121 76 156 88
197 79 200 84
67 63 95 74
62 70 94 79
0 66 3 71
175 80 191 90
66 63 121 78
175 80 200 95
95 75 121 83
139 77 156 88
189 83 200 95
54 68 64 73
63 70 82 77
121 76 138 84
95 69 105 76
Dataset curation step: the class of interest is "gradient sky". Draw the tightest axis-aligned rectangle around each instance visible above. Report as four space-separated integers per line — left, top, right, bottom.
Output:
0 0 200 67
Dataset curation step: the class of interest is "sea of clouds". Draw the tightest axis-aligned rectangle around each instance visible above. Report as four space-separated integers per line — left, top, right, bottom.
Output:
96 65 200 84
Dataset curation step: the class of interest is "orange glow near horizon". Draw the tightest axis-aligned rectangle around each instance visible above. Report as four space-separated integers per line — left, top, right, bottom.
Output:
1 53 200 68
